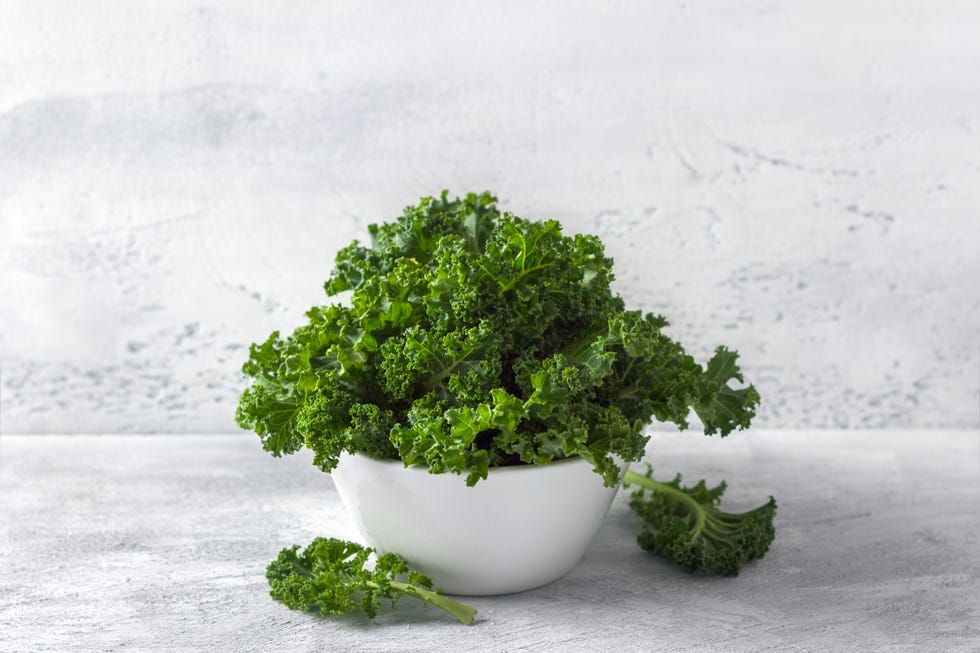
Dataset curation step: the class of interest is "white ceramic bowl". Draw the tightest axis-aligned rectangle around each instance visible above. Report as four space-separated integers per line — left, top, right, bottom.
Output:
330 452 626 595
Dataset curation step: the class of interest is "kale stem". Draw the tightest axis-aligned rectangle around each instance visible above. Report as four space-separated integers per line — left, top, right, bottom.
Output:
623 469 707 538
364 580 477 625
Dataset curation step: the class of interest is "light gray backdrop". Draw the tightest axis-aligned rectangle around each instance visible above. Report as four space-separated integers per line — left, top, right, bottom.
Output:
1 1 977 434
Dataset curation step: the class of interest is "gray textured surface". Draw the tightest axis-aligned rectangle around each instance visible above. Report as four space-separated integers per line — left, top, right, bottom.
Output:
1 430 978 652
2 2 979 434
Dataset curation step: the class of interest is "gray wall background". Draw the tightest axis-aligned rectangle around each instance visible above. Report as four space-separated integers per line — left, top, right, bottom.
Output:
1 1 977 434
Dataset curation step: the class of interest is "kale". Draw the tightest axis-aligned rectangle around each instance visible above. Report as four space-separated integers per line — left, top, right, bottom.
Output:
625 467 777 576
236 191 759 487
267 537 477 624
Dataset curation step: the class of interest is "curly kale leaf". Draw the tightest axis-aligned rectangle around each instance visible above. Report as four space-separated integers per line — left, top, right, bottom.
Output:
325 191 498 295
267 537 477 624
586 311 759 436
479 216 620 351
693 347 760 435
625 467 776 576
379 321 502 403
388 392 493 485
235 301 397 467
235 332 305 457
298 391 399 472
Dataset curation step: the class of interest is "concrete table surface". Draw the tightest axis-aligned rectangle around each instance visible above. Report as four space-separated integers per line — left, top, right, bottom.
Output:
1 430 978 653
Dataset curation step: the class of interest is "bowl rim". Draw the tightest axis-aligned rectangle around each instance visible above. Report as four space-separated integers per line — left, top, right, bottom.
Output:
337 452 633 484
338 451 600 477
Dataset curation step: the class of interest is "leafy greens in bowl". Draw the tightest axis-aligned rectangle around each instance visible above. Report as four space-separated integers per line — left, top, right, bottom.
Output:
236 191 760 487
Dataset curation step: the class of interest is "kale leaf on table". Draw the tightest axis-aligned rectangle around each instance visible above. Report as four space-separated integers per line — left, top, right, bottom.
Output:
625 467 777 576
267 537 477 624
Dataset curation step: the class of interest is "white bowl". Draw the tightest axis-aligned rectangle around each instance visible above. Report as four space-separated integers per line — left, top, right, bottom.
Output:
330 452 626 595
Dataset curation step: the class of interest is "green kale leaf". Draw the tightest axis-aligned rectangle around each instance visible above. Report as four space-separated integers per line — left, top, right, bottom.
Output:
625 467 776 576
267 537 477 624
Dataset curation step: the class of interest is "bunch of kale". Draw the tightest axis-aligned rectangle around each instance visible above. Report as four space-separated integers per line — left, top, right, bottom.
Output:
236 191 759 487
